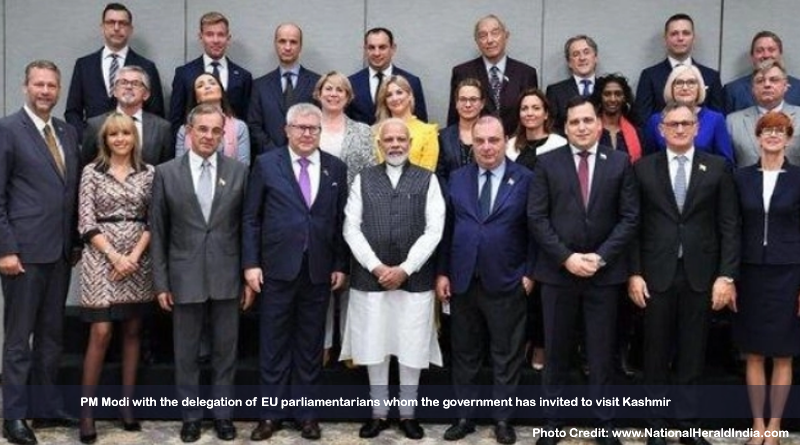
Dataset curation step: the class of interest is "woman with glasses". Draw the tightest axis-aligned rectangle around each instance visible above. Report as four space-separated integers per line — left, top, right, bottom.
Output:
643 65 734 165
436 78 485 184
505 88 566 171
175 72 250 166
375 75 439 171
734 111 800 444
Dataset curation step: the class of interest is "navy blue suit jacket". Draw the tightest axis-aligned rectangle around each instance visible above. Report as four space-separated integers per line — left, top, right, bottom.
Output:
447 56 538 135
247 66 320 156
735 161 800 265
242 148 348 284
65 48 165 138
438 160 535 294
634 58 723 120
346 66 428 125
723 73 800 114
0 110 80 263
528 145 639 286
168 56 253 135
545 77 581 135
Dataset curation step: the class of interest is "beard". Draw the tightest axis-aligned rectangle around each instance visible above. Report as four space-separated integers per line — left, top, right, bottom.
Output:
385 151 409 167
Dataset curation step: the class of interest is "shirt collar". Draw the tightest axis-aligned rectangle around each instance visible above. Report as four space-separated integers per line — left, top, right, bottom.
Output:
666 146 695 162
116 107 143 121
483 55 508 76
203 53 228 70
103 45 129 59
758 100 785 115
668 55 693 69
479 158 506 178
280 64 300 77
571 144 598 156
572 74 596 86
369 64 393 78
23 105 52 131
188 149 218 170
288 147 321 165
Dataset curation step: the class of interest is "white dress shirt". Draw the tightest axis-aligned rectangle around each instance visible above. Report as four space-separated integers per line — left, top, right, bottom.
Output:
188 150 217 197
571 144 598 200
666 146 695 190
369 64 394 101
478 160 507 212
288 147 321 205
102 45 129 94
203 54 229 89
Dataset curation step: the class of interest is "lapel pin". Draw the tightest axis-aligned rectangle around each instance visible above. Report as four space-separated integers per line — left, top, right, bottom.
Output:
599 152 607 160
323 169 329 177
699 164 707 172
507 178 515 186
218 178 226 186
332 182 338 187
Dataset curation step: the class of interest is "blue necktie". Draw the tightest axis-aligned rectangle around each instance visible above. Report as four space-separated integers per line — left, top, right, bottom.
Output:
479 170 493 219
580 79 592 97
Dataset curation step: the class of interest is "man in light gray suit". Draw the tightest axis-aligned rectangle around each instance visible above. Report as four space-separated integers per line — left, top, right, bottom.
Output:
727 60 800 167
150 103 252 443
81 65 173 167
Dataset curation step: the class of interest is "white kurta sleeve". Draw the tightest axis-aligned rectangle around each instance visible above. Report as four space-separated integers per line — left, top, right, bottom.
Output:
399 174 445 276
343 174 383 273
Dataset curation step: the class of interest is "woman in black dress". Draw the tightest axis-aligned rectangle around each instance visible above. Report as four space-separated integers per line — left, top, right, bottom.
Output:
734 111 800 444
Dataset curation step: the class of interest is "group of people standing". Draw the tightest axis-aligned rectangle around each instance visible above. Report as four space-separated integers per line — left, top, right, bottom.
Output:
1 3 799 445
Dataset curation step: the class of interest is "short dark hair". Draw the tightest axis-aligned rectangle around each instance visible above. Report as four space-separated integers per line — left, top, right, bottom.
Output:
24 60 60 85
591 73 638 125
750 30 783 55
660 101 694 123
565 95 597 116
365 27 394 46
664 13 693 34
563 35 598 61
103 3 132 23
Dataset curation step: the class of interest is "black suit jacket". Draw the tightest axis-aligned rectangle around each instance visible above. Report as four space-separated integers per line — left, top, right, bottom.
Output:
0 109 80 263
247 66 320 156
81 110 173 167
447 56 538 135
545 77 581 135
346 66 428 125
168 56 253 136
65 48 165 138
631 151 739 293
634 58 723 120
528 145 639 286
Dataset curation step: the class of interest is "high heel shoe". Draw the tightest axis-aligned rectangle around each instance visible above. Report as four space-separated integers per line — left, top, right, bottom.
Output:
79 419 97 444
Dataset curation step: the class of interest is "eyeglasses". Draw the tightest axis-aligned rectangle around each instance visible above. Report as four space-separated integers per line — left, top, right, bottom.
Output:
673 79 699 88
457 96 482 104
288 124 322 135
761 127 787 136
103 19 131 28
662 120 697 130
115 79 145 89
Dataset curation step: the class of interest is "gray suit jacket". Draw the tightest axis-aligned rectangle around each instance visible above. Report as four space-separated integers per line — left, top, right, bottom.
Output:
149 152 247 304
81 110 174 167
726 104 800 167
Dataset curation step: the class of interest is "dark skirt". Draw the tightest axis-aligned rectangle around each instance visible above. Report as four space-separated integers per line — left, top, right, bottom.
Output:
733 263 800 357
80 301 152 323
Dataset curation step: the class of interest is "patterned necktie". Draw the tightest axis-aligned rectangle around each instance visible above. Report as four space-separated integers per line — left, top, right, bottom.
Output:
43 124 65 177
283 72 295 108
298 157 312 208
580 79 592 97
108 54 120 97
197 159 213 222
479 170 493 219
374 71 384 101
674 155 688 211
210 61 221 81
577 151 591 207
489 66 502 110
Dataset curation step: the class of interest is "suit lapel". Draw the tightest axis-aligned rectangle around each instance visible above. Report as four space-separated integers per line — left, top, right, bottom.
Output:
278 149 308 210
178 154 208 224
488 164 515 220
587 147 610 212
465 164 481 219
313 152 335 211
744 108 760 161
682 153 708 213
208 154 229 224
141 113 157 161
654 152 680 216
20 111 65 182
559 148 584 211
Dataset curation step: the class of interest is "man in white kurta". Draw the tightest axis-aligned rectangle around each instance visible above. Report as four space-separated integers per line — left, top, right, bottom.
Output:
341 118 444 440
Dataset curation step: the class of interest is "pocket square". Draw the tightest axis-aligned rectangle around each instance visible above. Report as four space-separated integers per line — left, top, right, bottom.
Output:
699 164 706 172
599 152 608 160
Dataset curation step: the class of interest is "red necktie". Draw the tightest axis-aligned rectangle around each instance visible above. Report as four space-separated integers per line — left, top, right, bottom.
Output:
577 151 590 207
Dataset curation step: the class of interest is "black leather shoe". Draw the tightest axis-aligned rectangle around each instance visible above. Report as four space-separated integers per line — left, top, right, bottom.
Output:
647 438 667 445
537 435 562 445
680 437 712 445
299 420 321 440
214 419 237 441
399 419 424 440
597 436 622 445
251 419 282 441
495 421 517 444
121 420 142 431
79 418 97 444
180 421 202 443
443 418 475 441
359 418 390 438
31 410 79 429
2 420 37 445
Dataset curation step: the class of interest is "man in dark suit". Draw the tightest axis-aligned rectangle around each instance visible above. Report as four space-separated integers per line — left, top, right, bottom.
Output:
447 15 538 135
635 13 723 120
65 3 164 139
528 97 638 444
243 103 348 442
546 35 599 134
169 11 253 136
723 30 800 114
629 102 739 445
150 103 252 443
0 60 81 445
82 65 173 167
248 23 321 157
437 115 535 445
346 27 428 125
